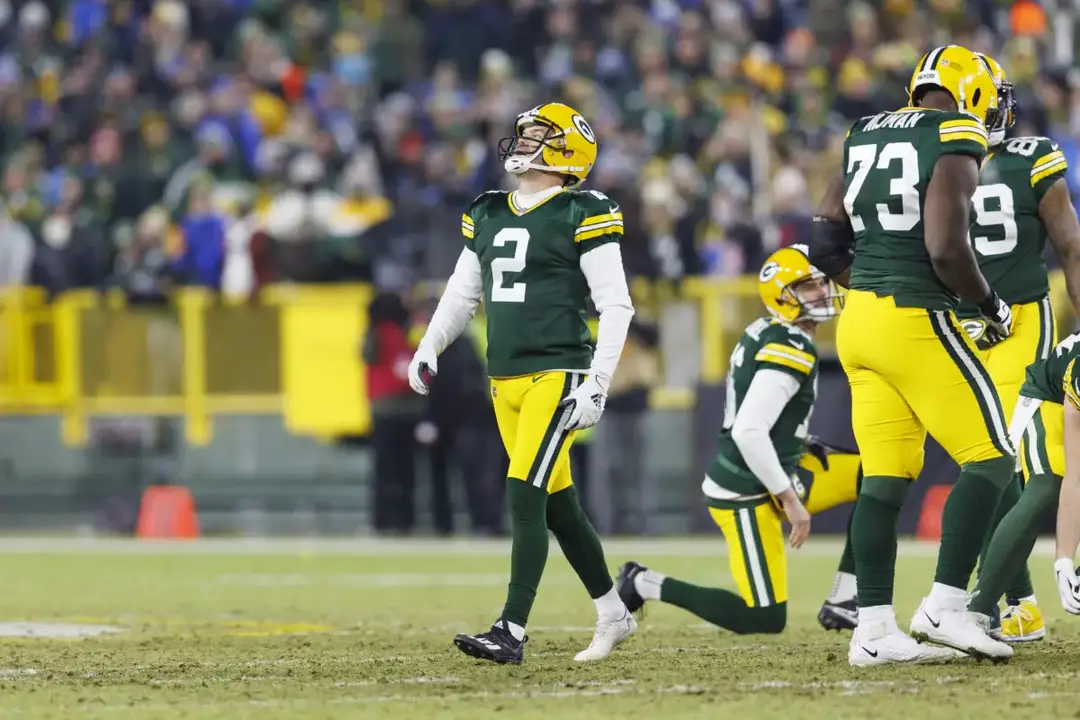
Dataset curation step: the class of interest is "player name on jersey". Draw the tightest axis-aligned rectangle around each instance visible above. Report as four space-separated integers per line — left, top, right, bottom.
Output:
862 111 925 132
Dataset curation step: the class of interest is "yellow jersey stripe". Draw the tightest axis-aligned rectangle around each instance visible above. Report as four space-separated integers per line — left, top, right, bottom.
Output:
1032 151 1066 173
755 349 814 374
1032 159 1068 187
577 212 624 231
575 224 623 243
462 213 474 229
940 131 988 149
575 220 623 236
758 342 815 366
1065 360 1080 410
939 118 987 135
461 226 475 239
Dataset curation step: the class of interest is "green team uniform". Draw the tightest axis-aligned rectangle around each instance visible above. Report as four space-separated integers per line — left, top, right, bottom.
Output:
461 189 622 378
707 317 819 498
1020 332 1080 406
843 108 988 309
955 137 1069 317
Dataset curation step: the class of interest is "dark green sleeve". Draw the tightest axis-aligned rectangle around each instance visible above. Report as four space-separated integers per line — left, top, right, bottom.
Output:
935 112 988 161
1030 139 1069 202
753 326 818 382
574 191 623 255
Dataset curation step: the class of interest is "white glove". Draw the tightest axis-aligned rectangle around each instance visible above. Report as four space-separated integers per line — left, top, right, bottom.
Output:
407 344 438 395
559 374 609 431
1054 558 1080 615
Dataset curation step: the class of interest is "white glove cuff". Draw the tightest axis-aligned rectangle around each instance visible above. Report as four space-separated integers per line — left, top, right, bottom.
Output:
1055 557 1075 574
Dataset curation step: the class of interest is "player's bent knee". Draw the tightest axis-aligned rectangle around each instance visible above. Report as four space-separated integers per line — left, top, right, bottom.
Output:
859 474 911 507
746 604 787 634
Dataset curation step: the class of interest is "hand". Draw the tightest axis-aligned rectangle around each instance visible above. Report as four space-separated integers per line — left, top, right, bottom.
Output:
778 488 811 549
558 373 609 431
1055 558 1080 615
805 435 830 471
407 345 438 395
976 291 1013 350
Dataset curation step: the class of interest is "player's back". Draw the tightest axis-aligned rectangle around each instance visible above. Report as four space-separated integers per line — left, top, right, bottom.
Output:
1021 331 1080 405
708 317 818 497
956 137 1068 315
465 188 622 378
843 108 988 309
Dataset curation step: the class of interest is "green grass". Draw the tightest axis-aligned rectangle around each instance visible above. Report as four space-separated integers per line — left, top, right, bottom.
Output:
0 537 1077 718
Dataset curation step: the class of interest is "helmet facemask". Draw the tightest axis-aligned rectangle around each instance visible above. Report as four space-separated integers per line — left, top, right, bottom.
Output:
497 121 565 177
782 272 844 323
986 79 1015 147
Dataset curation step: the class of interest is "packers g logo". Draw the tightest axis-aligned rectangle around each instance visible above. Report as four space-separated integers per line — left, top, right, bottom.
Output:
961 319 988 343
759 261 780 283
572 114 596 144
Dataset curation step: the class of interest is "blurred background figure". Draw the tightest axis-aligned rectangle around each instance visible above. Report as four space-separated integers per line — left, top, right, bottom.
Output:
363 289 422 536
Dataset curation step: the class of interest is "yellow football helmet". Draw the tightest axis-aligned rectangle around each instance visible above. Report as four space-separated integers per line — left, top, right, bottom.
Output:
975 52 1016 147
497 103 597 186
758 245 843 324
908 45 999 127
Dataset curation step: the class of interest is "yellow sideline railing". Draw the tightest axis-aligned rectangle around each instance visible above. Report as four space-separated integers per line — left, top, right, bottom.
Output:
1 272 1074 446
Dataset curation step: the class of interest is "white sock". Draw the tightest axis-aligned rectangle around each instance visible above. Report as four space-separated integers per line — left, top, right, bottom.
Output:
633 570 666 601
857 604 895 626
1019 594 1037 606
927 582 966 610
594 587 628 622
502 620 525 642
828 571 857 602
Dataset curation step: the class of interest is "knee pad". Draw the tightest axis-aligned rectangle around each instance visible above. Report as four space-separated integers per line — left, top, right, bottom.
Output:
860 475 911 507
963 455 1018 490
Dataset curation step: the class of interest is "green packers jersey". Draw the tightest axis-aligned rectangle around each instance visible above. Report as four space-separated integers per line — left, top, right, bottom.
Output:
843 108 988 309
955 137 1068 317
462 188 622 378
1021 331 1080 406
708 317 819 497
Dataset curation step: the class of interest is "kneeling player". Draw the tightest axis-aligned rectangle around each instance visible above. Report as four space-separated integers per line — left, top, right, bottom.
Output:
616 247 855 634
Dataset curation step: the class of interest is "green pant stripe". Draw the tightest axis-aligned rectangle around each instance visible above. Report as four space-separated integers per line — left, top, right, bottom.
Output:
1032 409 1053 474
737 508 771 607
1036 296 1054 361
929 311 1012 456
527 372 580 489
746 509 776 606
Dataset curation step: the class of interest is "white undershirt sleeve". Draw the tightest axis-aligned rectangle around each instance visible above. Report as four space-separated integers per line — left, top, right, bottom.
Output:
731 368 803 496
421 248 483 355
579 242 634 383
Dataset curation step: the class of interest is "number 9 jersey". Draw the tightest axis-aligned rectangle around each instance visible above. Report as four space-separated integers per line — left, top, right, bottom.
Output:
462 188 623 378
843 107 988 309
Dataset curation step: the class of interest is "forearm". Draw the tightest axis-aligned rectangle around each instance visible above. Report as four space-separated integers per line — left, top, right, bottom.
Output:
421 249 482 355
929 239 991 303
581 243 634 380
1057 475 1080 562
926 155 991 303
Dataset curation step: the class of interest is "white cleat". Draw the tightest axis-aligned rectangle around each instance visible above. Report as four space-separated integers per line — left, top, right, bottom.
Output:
910 597 1012 663
573 612 637 662
850 618 962 667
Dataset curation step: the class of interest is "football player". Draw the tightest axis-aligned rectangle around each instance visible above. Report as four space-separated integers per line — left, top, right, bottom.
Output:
615 246 858 635
407 103 636 665
810 45 1016 664
1052 336 1080 615
966 55 1080 641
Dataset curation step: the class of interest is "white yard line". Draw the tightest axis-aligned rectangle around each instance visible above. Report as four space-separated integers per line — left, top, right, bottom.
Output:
0 537 1055 558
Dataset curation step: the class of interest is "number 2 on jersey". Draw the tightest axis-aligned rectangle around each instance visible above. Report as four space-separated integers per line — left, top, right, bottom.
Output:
491 228 530 303
843 142 921 233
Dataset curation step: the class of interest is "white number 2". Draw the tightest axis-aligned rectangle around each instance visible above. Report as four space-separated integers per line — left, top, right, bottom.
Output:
843 142 921 233
970 183 1017 257
491 227 530 303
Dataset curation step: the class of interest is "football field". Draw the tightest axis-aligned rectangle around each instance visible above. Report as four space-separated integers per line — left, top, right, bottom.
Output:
1 537 1078 719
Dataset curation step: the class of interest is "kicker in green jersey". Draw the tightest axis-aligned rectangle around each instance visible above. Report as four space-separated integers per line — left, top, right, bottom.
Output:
955 137 1069 317
842 108 988 309
1021 331 1080 406
707 317 819 498
462 188 622 378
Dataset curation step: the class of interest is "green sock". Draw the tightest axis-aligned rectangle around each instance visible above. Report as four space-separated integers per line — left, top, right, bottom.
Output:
999 473 1036 601
501 478 550 627
851 475 909 607
935 456 1014 589
661 578 786 634
837 467 863 576
969 473 1060 615
546 486 613 598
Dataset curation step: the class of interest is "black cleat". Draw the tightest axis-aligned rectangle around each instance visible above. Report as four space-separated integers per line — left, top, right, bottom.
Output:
453 620 525 664
818 598 859 631
616 561 648 614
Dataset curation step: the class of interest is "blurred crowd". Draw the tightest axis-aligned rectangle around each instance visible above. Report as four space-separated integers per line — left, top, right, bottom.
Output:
0 0 1077 299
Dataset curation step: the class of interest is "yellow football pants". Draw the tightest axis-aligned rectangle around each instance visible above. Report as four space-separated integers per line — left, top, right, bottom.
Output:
490 371 582 493
710 449 862 608
837 290 1012 479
